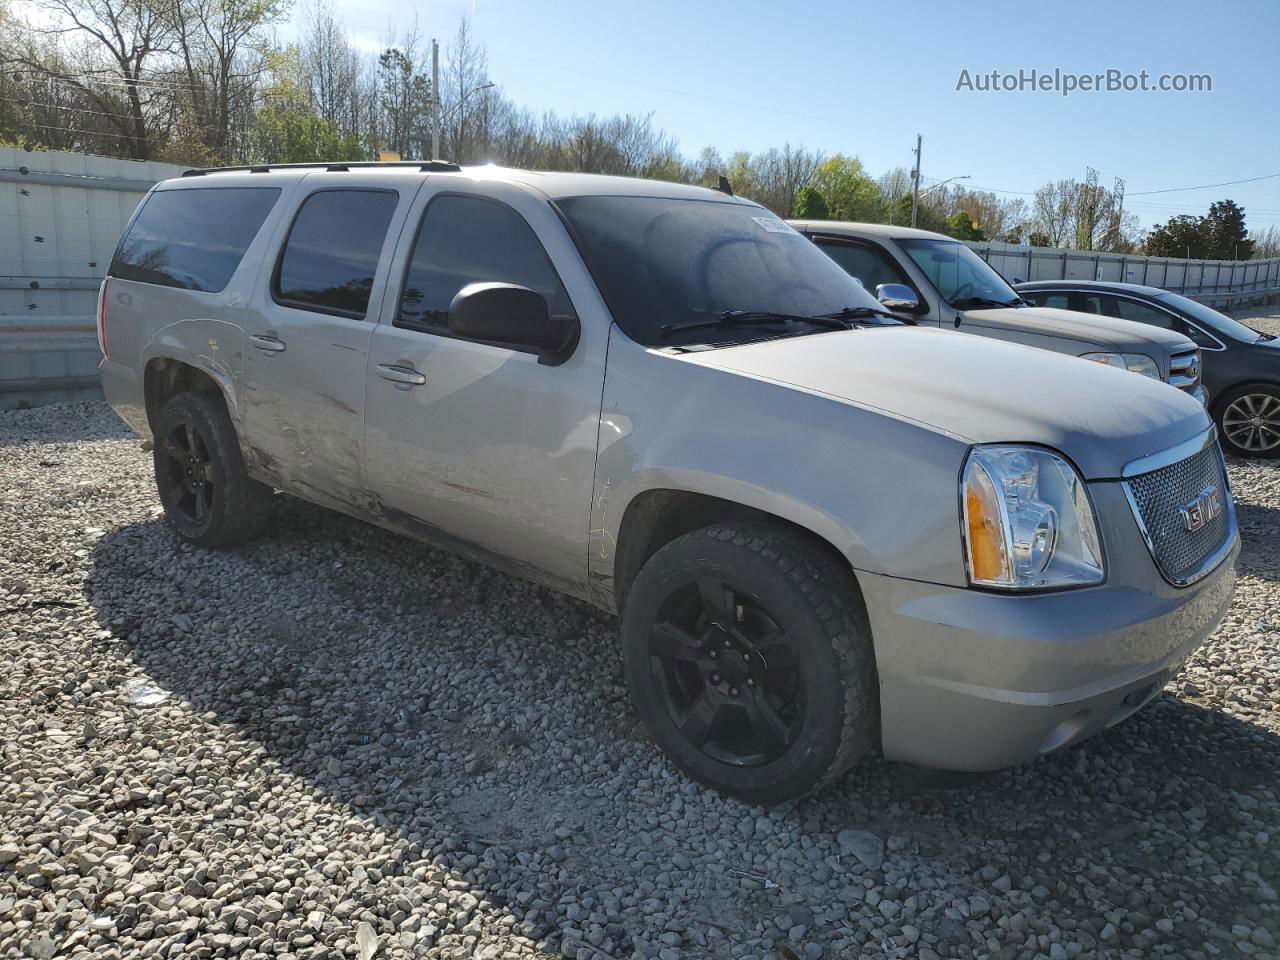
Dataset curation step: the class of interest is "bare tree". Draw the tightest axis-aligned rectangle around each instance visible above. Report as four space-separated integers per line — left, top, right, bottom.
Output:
13 0 173 157
165 0 285 161
437 18 489 162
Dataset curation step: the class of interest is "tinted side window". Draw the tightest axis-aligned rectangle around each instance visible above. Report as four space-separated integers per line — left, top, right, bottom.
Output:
1184 325 1221 349
1078 294 1115 316
275 190 398 317
398 194 572 331
1025 292 1071 309
814 240 906 293
1114 297 1175 329
110 187 280 292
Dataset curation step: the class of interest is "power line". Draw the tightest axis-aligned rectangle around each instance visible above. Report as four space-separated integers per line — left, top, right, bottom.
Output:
0 94 145 122
1 118 140 140
1129 172 1280 196
9 68 261 94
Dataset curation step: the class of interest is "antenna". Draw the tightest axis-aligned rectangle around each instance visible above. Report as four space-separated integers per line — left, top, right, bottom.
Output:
717 175 734 196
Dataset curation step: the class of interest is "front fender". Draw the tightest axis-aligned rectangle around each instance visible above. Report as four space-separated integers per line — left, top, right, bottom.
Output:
588 329 972 608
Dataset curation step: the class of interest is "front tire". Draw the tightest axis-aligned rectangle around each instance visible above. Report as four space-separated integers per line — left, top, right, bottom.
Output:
1215 383 1280 459
153 392 274 546
621 523 878 805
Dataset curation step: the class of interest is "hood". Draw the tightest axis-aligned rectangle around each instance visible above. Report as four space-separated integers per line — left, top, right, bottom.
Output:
681 326 1211 479
964 306 1197 358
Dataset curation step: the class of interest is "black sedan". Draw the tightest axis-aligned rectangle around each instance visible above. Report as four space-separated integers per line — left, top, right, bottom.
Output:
1017 280 1280 458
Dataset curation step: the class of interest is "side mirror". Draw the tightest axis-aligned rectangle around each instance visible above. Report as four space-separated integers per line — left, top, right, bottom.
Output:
876 283 921 313
448 282 579 365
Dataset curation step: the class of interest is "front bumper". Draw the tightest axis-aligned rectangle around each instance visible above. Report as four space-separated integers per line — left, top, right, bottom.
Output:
860 526 1238 772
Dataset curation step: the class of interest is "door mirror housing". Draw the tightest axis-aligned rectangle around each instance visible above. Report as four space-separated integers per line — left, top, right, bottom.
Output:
876 283 921 313
448 282 579 365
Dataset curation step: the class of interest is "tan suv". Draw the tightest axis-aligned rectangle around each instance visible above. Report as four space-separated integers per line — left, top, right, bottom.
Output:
99 162 1237 804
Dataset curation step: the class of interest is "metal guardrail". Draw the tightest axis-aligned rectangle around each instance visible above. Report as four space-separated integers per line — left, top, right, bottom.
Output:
0 315 102 409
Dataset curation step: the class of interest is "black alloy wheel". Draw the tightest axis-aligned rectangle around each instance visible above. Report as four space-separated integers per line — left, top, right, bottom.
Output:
622 523 878 805
648 576 804 767
160 419 215 527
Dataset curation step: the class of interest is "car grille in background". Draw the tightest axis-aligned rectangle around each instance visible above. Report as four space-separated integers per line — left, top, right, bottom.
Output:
1124 440 1234 585
1168 350 1201 394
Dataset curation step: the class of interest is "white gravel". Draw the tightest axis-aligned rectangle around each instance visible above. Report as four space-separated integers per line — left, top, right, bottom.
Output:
2 401 1278 960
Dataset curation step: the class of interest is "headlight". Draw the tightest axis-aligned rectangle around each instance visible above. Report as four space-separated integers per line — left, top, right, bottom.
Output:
1081 352 1161 380
961 445 1105 590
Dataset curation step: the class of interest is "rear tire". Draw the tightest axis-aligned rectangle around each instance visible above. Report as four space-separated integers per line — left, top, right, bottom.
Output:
621 522 878 805
152 392 274 546
1214 383 1280 459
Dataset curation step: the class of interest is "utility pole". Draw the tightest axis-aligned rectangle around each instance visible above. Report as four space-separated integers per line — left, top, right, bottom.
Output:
430 38 441 160
910 133 922 229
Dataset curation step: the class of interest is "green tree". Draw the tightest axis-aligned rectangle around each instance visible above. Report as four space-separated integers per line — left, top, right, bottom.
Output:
1145 214 1209 259
1203 200 1254 259
946 210 986 241
891 193 948 233
793 186 829 219
810 154 882 221
1145 200 1255 260
249 105 369 163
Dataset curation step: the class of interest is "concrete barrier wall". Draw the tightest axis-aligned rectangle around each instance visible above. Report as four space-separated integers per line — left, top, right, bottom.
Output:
0 148 185 409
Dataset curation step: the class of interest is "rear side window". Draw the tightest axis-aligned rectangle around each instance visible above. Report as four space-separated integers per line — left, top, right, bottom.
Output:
1027 292 1071 309
275 189 398 318
110 187 280 292
398 194 573 331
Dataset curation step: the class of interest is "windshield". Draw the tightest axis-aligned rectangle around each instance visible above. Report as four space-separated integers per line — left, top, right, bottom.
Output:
897 238 1020 307
555 195 888 346
1154 291 1269 342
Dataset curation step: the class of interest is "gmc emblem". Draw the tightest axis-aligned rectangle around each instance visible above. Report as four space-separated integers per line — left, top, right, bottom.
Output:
1180 484 1223 532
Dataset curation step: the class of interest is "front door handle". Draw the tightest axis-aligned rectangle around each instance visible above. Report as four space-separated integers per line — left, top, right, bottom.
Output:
250 334 287 353
375 363 427 386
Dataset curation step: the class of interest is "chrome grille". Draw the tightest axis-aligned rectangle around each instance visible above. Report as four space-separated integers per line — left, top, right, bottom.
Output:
1168 350 1201 393
1124 440 1233 585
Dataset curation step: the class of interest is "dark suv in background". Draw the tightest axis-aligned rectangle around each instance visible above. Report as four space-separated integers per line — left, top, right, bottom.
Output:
1017 280 1280 458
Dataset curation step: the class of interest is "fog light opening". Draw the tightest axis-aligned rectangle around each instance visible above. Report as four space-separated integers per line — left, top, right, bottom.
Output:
1039 710 1090 755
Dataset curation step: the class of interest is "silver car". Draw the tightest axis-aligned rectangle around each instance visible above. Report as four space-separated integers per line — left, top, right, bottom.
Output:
791 220 1208 404
99 163 1238 804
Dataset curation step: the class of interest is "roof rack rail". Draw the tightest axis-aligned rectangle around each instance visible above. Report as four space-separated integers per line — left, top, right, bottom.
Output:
181 160 462 177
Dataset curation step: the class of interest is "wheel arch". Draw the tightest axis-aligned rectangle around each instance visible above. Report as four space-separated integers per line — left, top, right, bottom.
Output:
1210 378 1280 415
143 356 233 437
605 481 870 615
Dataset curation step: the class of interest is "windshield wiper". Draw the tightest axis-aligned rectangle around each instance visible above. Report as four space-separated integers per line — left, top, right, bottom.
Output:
951 296 1025 309
659 310 851 337
818 305 899 323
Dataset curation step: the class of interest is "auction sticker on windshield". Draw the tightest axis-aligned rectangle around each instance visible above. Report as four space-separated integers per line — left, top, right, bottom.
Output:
752 216 799 234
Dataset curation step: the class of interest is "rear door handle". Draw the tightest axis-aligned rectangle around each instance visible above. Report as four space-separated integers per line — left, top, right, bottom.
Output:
375 363 427 386
250 334 286 353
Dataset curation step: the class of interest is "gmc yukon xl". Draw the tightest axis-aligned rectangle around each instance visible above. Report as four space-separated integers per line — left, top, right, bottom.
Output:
99 163 1238 804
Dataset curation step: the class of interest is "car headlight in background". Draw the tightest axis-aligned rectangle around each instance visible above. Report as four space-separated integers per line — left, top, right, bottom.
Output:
1080 352 1161 380
961 445 1105 590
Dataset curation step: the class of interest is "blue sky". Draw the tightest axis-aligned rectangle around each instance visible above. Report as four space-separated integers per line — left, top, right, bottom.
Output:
307 0 1280 230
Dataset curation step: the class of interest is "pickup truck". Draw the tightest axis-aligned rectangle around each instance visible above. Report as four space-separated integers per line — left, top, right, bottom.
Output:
99 163 1238 804
791 220 1207 404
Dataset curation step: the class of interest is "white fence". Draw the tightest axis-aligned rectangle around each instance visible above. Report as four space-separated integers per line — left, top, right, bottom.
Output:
969 240 1280 305
0 148 185 409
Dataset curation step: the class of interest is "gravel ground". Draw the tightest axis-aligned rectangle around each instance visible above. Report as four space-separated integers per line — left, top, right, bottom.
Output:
2 401 1278 960
1227 306 1280 336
